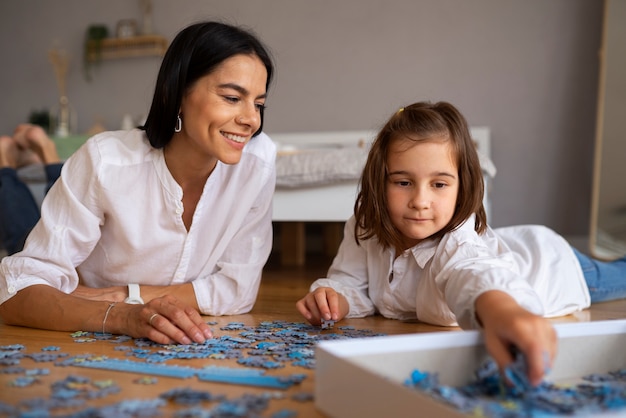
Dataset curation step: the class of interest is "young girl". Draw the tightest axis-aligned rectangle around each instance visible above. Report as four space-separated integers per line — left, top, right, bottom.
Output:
296 101 626 386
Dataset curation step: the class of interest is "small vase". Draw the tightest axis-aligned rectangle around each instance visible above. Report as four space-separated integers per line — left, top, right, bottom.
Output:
50 96 77 138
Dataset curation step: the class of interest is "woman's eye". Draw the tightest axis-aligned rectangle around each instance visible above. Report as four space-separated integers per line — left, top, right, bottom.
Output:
255 103 266 111
224 96 239 103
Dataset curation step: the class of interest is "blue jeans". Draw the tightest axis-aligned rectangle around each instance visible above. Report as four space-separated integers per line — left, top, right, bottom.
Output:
0 164 62 255
573 247 626 303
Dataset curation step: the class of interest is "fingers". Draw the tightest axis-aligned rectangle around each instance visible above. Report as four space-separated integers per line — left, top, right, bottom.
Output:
326 291 345 321
516 322 556 386
0 136 19 168
148 313 159 327
296 287 347 325
483 332 515 373
313 290 334 321
523 344 553 387
296 294 323 325
475 291 557 387
12 124 33 148
296 288 332 325
483 313 557 388
143 296 213 345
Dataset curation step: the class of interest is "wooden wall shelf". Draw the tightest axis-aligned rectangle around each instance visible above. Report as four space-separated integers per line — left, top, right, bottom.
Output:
86 35 168 61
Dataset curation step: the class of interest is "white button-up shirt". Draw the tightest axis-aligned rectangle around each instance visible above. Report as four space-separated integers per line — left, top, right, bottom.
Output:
311 215 590 329
0 129 276 315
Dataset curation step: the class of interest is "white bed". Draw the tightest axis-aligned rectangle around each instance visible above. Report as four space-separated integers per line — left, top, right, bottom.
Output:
269 128 494 265
270 130 375 222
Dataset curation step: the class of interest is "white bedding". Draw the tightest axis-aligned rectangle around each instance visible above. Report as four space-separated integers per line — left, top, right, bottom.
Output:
276 147 368 188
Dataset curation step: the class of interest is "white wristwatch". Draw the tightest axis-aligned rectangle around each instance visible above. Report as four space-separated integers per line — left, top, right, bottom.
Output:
124 283 145 304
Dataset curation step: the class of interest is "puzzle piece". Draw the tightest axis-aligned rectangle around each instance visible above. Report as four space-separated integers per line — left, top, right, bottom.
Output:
159 387 225 405
133 376 158 385
321 318 335 329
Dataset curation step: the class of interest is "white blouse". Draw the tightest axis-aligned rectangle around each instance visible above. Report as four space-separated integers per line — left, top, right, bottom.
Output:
0 129 276 315
311 215 590 329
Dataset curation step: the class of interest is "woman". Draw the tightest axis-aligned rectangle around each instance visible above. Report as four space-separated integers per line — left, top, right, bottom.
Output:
0 21 276 345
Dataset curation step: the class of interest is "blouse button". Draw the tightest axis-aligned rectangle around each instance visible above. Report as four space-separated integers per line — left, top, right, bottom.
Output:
7 285 16 293
175 208 183 215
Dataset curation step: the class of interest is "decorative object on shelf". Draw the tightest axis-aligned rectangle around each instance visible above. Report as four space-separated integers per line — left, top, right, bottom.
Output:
121 113 135 130
83 24 109 81
140 0 153 35
116 19 138 38
48 47 76 138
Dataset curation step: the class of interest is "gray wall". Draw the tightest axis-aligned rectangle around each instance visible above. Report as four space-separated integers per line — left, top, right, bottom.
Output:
0 1 603 237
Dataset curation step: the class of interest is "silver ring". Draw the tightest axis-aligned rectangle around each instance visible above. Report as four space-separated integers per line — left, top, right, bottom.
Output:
149 313 159 326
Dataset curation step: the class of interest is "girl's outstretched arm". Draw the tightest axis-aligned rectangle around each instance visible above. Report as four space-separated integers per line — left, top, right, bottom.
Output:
296 287 350 325
475 290 557 387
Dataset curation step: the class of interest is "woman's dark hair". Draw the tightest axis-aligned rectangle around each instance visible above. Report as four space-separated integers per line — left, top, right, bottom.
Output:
354 101 487 250
141 21 274 148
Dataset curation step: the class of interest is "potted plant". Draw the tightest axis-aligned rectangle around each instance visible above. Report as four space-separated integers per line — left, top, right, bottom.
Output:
83 24 109 81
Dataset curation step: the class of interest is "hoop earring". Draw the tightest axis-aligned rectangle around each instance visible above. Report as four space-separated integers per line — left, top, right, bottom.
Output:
174 115 182 133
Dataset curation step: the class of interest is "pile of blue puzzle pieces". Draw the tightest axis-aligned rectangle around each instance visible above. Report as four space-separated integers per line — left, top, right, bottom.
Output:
0 320 383 417
405 351 626 417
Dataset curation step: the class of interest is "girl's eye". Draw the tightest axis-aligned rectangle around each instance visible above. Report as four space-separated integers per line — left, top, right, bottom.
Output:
433 182 447 189
397 180 410 187
255 103 266 111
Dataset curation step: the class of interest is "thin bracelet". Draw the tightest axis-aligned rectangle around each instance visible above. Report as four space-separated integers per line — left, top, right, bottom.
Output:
102 302 117 334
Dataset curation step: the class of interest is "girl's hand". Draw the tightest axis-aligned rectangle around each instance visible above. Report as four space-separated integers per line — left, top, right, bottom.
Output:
475 290 557 387
296 287 349 325
109 295 213 345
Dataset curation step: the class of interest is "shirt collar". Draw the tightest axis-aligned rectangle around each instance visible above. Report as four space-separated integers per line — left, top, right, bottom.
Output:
406 215 478 267
408 239 439 268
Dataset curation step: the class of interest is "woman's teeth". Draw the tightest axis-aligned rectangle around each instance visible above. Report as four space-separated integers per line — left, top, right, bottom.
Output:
223 132 246 143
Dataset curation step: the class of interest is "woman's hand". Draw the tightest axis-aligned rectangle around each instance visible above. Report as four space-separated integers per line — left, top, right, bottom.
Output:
296 287 349 325
475 290 557 387
108 295 213 345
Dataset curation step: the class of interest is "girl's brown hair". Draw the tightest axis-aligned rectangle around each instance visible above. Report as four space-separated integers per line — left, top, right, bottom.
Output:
354 101 487 249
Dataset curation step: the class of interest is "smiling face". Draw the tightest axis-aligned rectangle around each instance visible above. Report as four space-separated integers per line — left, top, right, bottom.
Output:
385 137 460 251
170 53 268 168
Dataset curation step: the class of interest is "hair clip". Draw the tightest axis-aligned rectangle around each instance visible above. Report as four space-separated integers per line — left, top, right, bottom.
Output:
398 107 404 113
